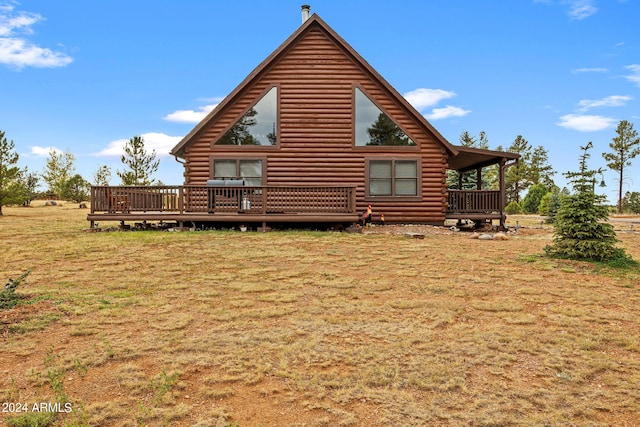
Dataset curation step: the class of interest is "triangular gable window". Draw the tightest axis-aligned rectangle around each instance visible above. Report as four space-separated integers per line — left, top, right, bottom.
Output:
355 88 415 147
217 87 278 145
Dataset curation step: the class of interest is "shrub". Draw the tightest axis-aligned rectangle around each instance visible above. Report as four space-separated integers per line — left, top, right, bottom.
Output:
539 190 564 223
522 183 548 214
505 201 523 215
1 270 31 309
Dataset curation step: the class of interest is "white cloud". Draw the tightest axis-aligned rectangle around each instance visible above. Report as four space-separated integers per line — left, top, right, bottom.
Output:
30 146 62 157
571 67 608 74
535 0 598 20
164 100 222 124
0 2 73 69
557 114 616 132
93 132 183 158
624 64 640 87
403 88 456 111
565 0 598 20
577 95 632 111
424 106 471 121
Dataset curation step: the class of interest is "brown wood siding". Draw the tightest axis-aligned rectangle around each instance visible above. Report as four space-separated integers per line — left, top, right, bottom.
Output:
183 25 448 224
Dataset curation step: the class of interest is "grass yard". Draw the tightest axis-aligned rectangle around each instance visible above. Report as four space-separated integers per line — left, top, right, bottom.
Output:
1 203 639 426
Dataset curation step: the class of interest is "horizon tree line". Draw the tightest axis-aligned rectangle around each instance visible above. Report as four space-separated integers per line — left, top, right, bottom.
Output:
0 133 159 213
1 120 639 213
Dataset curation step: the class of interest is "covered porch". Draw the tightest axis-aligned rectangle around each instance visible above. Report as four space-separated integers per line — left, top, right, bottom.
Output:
445 146 520 229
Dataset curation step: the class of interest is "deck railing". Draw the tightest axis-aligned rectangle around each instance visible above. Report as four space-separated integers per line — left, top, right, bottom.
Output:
90 185 357 215
446 190 501 214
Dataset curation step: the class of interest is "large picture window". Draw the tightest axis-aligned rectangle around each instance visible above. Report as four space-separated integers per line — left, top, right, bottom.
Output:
355 88 416 147
368 160 418 197
216 87 278 146
213 159 263 186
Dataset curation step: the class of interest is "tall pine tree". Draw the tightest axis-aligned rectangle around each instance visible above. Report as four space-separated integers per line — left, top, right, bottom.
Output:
602 120 640 214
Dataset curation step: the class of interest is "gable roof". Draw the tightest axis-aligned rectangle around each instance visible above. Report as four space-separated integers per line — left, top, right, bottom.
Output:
170 14 459 159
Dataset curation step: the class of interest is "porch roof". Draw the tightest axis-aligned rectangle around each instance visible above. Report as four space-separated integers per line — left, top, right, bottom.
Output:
448 146 520 173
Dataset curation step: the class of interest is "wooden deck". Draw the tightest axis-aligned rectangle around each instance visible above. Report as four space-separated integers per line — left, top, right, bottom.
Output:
87 186 507 228
88 185 359 227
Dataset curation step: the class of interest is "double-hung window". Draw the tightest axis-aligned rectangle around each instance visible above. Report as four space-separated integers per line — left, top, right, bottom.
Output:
368 159 418 197
213 159 263 186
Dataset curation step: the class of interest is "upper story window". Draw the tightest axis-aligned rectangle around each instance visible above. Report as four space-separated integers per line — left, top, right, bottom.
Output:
355 87 416 147
216 87 278 146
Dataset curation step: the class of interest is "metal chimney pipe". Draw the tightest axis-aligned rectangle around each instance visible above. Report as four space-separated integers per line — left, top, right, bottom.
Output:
301 5 311 23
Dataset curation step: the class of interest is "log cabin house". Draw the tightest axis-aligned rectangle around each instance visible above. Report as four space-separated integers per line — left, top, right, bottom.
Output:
88 7 519 230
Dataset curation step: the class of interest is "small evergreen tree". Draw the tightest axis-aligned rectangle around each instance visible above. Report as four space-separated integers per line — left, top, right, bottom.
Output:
545 142 630 262
522 183 548 214
539 187 564 223
0 130 22 215
505 200 523 215
92 165 112 186
117 136 159 185
61 174 90 203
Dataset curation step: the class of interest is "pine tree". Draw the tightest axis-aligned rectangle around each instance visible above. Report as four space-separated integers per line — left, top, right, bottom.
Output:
92 165 112 186
0 130 22 215
117 136 159 186
505 135 532 203
41 149 75 196
529 145 555 188
545 142 629 262
602 120 640 214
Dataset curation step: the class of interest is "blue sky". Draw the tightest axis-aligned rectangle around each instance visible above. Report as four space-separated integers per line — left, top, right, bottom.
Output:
1 0 639 200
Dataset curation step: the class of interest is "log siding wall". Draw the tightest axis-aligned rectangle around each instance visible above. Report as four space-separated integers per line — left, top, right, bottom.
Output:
182 25 449 223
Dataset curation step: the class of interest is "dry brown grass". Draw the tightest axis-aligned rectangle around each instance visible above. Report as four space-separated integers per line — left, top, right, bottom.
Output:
1 203 639 426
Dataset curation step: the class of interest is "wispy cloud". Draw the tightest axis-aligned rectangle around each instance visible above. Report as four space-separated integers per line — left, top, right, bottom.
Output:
93 132 182 157
565 0 598 20
0 2 73 69
403 88 470 120
425 106 471 121
164 99 223 124
571 67 608 74
624 64 640 87
534 0 598 20
577 95 632 112
557 114 616 132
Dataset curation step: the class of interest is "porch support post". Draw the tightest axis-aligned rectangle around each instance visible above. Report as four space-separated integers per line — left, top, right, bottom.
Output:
476 168 482 190
499 159 506 230
457 171 463 190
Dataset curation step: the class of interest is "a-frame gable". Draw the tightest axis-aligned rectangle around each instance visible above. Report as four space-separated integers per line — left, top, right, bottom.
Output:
170 14 458 158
